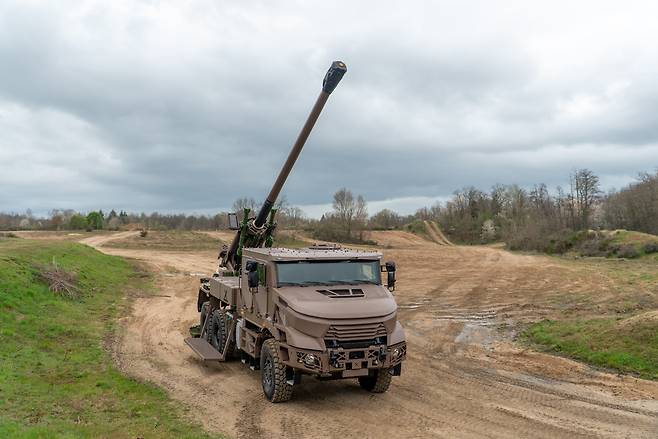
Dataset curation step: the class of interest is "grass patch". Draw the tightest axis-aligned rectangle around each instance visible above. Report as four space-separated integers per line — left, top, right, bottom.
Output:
104 230 221 251
0 239 220 438
273 231 309 248
508 229 658 259
523 316 658 380
404 220 431 241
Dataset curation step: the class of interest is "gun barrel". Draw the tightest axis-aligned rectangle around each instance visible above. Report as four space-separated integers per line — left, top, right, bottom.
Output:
254 61 347 227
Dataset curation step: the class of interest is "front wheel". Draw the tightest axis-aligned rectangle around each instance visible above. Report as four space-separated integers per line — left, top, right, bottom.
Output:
358 368 392 393
260 339 293 403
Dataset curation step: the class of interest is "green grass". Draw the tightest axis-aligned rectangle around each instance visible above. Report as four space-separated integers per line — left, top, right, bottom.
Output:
523 316 658 380
404 220 431 241
104 230 221 251
272 231 309 248
0 238 220 438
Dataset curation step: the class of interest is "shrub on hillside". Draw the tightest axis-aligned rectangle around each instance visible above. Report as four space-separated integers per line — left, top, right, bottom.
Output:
507 228 576 254
405 220 428 238
578 234 611 257
609 244 640 259
642 242 658 254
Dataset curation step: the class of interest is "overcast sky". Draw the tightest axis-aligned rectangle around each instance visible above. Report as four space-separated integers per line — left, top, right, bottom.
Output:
2 1 657 218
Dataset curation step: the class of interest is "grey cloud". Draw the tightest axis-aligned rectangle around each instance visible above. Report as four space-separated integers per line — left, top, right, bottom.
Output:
1 1 658 216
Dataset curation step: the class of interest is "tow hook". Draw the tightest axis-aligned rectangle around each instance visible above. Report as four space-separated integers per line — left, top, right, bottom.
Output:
329 352 340 368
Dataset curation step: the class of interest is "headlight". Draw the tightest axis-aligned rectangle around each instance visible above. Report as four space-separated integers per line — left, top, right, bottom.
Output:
391 345 406 361
304 354 318 367
297 352 321 368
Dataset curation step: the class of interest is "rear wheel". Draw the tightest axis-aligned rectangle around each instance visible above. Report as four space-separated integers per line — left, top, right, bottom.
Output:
206 309 235 358
260 339 293 403
358 368 392 393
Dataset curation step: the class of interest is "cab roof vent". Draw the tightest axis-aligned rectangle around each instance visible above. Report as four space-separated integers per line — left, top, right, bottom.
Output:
308 243 342 250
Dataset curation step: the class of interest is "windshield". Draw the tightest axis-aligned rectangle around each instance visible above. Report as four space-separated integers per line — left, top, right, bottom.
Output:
276 260 381 287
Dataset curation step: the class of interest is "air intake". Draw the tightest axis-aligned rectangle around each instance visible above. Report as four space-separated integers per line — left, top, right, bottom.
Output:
316 288 365 298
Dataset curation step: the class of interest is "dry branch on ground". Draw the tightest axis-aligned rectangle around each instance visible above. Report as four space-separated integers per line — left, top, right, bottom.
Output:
34 260 80 299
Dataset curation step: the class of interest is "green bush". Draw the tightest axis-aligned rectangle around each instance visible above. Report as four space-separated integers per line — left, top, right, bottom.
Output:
610 244 640 259
642 242 658 254
68 213 88 230
404 220 429 238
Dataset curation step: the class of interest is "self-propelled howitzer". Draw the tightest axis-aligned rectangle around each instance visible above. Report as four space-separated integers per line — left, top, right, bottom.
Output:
219 61 347 272
187 61 406 403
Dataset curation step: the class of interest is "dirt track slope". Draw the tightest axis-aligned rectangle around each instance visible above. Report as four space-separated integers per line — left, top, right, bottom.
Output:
424 220 453 246
79 231 658 438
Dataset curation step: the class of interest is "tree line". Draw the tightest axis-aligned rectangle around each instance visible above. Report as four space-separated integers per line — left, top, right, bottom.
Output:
2 169 656 249
424 169 658 251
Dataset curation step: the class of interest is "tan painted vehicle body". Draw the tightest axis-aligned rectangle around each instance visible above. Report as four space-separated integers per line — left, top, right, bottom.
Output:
203 247 406 380
185 61 405 402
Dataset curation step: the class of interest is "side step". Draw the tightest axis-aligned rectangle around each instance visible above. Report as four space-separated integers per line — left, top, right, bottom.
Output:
184 337 224 362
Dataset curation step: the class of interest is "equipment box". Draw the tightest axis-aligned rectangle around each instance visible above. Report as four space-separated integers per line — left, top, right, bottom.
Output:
209 276 239 306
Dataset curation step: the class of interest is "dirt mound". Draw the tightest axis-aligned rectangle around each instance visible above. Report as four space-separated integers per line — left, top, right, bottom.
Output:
367 230 433 248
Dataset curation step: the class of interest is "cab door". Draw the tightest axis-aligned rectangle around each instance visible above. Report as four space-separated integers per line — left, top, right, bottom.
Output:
243 259 268 319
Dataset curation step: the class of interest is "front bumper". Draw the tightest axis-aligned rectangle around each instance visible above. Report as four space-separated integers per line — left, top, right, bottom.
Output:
282 342 406 378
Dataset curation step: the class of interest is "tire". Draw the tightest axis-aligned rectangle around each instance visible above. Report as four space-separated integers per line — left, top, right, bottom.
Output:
358 368 392 393
206 309 235 358
260 339 293 403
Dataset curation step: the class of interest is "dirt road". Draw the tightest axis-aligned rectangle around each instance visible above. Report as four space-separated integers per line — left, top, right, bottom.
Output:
81 231 658 438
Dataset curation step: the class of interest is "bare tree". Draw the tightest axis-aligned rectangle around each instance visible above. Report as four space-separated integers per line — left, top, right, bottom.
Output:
330 188 368 240
355 195 368 240
370 209 404 230
603 171 658 234
333 188 356 237
232 197 259 221
571 169 601 230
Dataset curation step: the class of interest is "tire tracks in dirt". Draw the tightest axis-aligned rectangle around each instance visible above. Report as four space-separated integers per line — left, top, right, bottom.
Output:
77 231 658 438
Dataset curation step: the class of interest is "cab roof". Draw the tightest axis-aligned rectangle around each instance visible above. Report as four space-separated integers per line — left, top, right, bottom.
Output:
243 247 382 262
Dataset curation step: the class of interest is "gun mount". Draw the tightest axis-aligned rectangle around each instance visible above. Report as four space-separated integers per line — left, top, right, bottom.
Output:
219 61 347 272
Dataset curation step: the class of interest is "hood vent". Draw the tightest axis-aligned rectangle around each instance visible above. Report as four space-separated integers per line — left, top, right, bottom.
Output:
317 288 365 298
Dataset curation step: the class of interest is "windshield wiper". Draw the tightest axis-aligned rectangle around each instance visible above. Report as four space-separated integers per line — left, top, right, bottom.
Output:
315 280 379 285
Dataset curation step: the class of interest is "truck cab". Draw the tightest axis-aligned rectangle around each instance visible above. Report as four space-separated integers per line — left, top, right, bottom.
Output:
193 246 406 402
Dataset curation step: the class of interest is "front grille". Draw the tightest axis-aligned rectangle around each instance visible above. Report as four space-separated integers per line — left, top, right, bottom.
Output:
325 322 387 341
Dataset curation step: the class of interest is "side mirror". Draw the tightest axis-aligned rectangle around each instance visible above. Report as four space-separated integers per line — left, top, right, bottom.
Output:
246 261 259 291
248 271 259 290
385 261 396 291
228 212 239 230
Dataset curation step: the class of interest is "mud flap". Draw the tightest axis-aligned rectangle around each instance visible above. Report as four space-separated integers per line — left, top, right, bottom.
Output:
391 363 402 376
286 367 302 386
